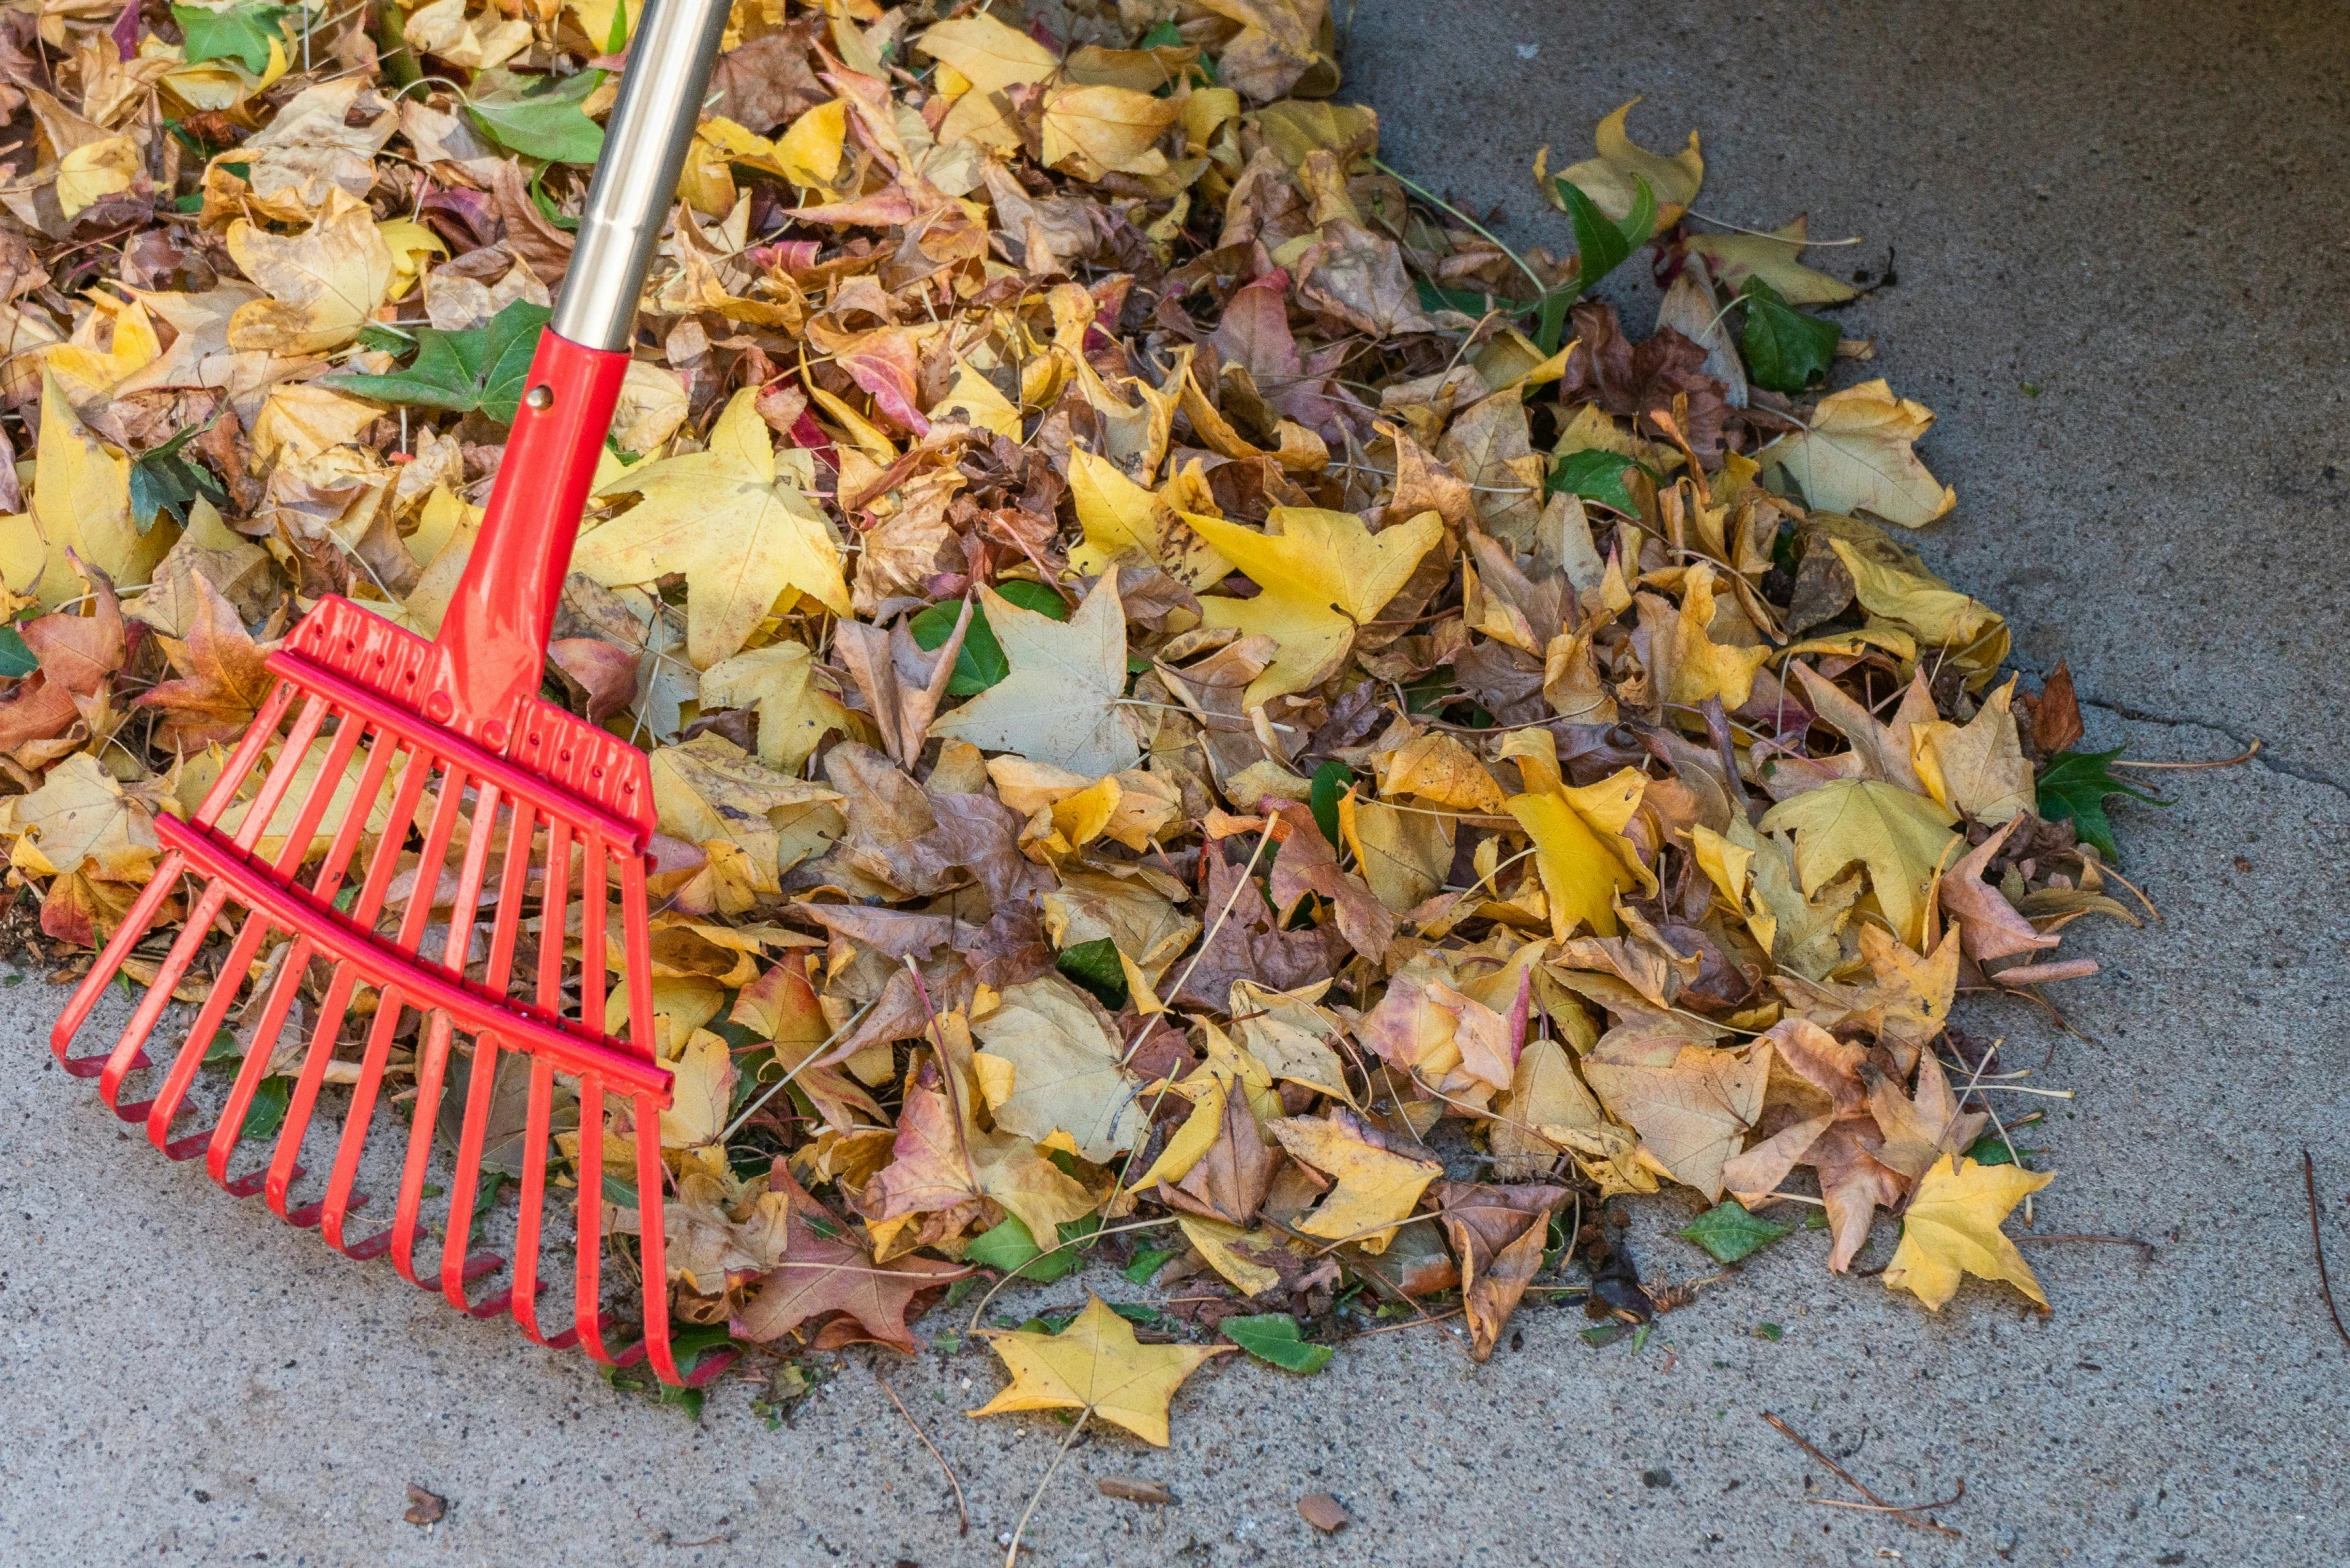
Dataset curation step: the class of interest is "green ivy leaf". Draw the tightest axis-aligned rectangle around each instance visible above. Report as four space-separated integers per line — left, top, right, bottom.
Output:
1738 277 1841 393
327 300 551 425
2036 746 2165 859
467 70 607 164
1546 448 1642 514
1122 1245 1177 1284
240 1076 293 1141
1308 760 1352 849
1678 1200 1792 1264
1055 936 1129 1012
965 1214 1095 1282
128 423 228 535
0 624 35 679
908 579 1069 695
173 1 294 75
1964 1133 2019 1168
1220 1313 1334 1374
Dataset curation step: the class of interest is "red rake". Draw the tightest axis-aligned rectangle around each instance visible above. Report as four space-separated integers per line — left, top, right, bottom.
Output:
49 0 735 1386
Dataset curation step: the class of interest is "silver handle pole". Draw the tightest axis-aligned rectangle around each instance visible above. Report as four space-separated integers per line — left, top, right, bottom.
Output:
549 0 733 352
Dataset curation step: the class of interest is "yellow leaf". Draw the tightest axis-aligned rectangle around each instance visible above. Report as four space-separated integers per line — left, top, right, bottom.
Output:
1190 506 1444 704
1764 379 1956 529
2 752 159 880
1683 216 1858 305
1910 677 2032 824
1882 1154 2055 1310
970 974 1147 1164
1581 1038 1769 1201
1637 561 1770 710
225 191 395 355
649 732 844 907
658 1030 735 1150
25 363 174 607
1176 1215 1285 1296
573 385 849 667
698 640 852 773
1039 84 1181 179
1826 536 2004 654
928 575 1141 777
1270 1112 1443 1254
376 216 446 300
931 359 1023 439
1374 731 1505 811
970 1293 1233 1446
1065 446 1230 589
773 98 848 187
1554 97 1703 225
1759 778 1960 949
1339 791 1451 914
55 134 139 218
1127 1076 1226 1190
249 382 381 466
913 13 1057 95
1501 729 1652 939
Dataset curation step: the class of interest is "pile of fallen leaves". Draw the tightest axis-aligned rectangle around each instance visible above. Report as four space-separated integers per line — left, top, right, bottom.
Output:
0 0 2162 1444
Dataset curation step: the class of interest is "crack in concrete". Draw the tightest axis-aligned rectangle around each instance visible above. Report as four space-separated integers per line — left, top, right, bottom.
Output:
2078 695 2350 803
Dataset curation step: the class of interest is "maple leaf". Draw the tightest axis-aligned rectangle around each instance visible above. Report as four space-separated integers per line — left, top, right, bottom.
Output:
1189 506 1444 703
1066 448 1231 590
927 574 1141 777
971 974 1148 1164
139 571 273 751
1581 1035 1769 1201
698 640 853 773
1763 379 1956 528
1760 778 1960 950
1882 1154 2056 1310
1682 216 1859 304
1548 97 1703 225
1910 677 2033 825
224 190 394 355
572 385 850 667
1501 728 1653 939
1270 1111 1444 1254
970 1293 1233 1447
733 1169 969 1352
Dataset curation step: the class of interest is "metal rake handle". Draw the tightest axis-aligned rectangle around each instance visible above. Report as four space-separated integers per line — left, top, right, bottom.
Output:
425 0 732 748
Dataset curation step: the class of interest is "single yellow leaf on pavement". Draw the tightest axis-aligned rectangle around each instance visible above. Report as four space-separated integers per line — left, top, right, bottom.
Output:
1555 97 1703 225
574 385 850 667
1882 1154 2055 1310
1683 216 1857 304
971 1293 1233 1446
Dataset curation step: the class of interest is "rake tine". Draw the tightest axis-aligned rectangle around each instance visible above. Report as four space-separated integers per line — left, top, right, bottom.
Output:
509 1055 569 1346
188 678 301 831
84 869 224 1110
146 906 277 1158
424 780 512 1304
572 1073 613 1363
382 760 480 1285
616 849 694 1382
263 722 408 1222
54 848 189 1070
318 742 443 1257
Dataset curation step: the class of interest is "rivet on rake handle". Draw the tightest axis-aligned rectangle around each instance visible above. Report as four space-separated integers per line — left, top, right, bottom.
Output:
48 0 735 1388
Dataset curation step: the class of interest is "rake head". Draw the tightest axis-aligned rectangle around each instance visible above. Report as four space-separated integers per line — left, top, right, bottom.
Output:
52 595 717 1387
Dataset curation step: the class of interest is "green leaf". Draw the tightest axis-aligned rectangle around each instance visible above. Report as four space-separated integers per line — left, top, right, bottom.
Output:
1122 1245 1177 1284
1055 936 1129 1011
1965 1134 2017 1167
1678 1200 1792 1265
908 580 1069 696
1220 1313 1334 1374
1308 761 1352 849
1138 18 1182 48
128 423 227 535
1547 448 1641 514
965 1215 1086 1282
1753 1322 1784 1341
1413 277 1511 318
1738 277 1840 393
466 70 607 164
1558 172 1656 295
240 1076 293 1141
2035 746 2165 859
0 624 38 679
327 300 551 425
173 1 293 75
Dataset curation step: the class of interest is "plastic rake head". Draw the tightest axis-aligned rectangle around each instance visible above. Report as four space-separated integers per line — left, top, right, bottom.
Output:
52 596 721 1387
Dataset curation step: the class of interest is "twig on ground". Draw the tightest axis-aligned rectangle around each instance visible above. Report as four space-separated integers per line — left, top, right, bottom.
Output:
1759 1411 1962 1538
873 1369 968 1537
2011 1233 2156 1264
2305 1150 2350 1352
2111 741 2261 770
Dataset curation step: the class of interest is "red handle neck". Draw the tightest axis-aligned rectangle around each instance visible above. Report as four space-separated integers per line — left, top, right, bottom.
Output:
425 330 631 751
